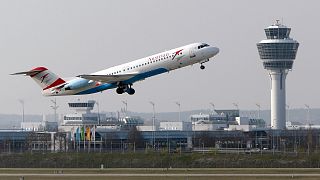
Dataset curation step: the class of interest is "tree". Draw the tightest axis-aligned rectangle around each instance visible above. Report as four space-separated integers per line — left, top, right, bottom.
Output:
128 127 144 149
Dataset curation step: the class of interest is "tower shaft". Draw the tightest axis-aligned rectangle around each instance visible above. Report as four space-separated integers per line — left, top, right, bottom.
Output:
270 70 287 129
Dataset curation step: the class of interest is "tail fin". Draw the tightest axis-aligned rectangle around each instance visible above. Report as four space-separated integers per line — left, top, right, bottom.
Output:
11 67 66 90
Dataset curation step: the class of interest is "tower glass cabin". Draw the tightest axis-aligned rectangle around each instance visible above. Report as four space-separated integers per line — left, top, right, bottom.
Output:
257 22 299 129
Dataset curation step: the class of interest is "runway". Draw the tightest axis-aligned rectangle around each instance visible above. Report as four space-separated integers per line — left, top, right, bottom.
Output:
1 173 320 177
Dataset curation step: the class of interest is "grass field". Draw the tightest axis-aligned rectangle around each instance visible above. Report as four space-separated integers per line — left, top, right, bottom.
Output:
1 177 320 180
1 168 320 180
2 152 320 168
1 168 320 174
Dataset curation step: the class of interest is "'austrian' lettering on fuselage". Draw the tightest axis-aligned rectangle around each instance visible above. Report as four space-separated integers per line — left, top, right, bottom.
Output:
149 53 171 61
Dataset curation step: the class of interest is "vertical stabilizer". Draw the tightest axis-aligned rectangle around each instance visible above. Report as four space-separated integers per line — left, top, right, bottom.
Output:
11 67 66 90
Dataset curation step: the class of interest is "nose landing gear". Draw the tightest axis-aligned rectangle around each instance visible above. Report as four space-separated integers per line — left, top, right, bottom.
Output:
200 59 209 70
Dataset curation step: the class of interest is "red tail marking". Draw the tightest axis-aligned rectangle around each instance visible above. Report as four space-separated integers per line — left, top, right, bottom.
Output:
32 67 48 71
43 78 66 90
30 67 48 77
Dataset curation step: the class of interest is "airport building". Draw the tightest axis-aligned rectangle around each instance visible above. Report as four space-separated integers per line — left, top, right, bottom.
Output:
61 100 105 126
190 110 238 131
226 117 266 131
0 100 317 154
21 121 58 132
159 121 192 131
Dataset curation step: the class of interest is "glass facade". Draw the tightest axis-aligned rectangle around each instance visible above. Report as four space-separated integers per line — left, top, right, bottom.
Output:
64 116 82 120
265 28 291 39
68 103 94 108
83 116 98 121
263 61 293 69
64 116 98 122
257 43 299 60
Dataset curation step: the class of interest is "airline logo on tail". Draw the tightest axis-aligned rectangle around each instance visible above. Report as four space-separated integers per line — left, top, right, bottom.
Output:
40 73 49 83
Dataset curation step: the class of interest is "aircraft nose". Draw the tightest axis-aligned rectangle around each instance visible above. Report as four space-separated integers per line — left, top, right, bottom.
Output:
204 46 219 58
210 46 219 56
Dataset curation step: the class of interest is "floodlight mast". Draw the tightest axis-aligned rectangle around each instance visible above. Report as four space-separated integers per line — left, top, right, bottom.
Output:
175 102 181 122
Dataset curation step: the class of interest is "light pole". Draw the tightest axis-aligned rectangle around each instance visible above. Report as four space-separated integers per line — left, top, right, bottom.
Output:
305 104 311 128
122 100 128 117
95 101 100 152
233 103 239 110
19 100 24 130
233 103 239 116
209 103 215 114
286 104 290 123
175 102 181 122
50 99 59 124
256 103 261 119
96 101 100 125
149 101 155 149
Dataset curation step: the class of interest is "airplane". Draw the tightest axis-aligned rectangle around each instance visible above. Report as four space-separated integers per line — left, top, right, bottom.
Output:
11 43 219 96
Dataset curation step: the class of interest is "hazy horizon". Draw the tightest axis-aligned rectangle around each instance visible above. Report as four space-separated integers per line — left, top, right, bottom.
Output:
1 108 320 130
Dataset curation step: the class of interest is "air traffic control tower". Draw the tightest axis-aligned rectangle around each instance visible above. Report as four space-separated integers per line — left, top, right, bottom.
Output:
257 21 299 129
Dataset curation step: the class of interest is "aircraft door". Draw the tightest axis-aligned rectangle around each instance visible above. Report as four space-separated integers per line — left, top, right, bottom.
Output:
189 48 196 58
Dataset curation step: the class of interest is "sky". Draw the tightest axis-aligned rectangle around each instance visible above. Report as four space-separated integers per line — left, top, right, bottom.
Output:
0 0 319 115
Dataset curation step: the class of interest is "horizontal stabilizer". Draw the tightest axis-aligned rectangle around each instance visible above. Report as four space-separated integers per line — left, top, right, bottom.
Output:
78 73 138 84
10 69 43 76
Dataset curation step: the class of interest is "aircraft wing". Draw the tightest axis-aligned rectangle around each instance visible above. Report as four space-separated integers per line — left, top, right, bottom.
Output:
77 73 138 84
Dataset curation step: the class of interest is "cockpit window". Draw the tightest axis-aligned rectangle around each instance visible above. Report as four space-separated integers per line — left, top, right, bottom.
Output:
198 43 209 49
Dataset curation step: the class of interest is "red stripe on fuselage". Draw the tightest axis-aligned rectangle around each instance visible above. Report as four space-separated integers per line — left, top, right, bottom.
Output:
43 78 66 90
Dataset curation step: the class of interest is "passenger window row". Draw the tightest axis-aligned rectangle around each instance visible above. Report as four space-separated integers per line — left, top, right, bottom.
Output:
108 53 178 75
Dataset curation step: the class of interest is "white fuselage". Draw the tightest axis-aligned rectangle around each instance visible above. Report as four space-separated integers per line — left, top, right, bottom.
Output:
43 42 219 96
